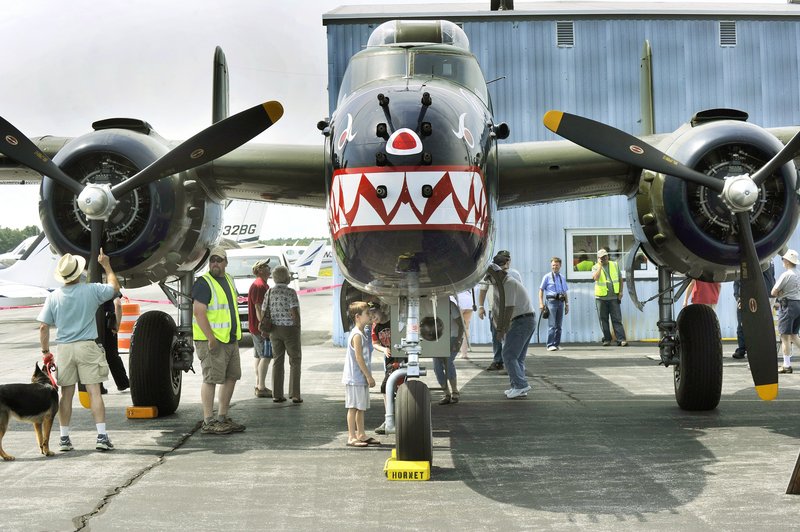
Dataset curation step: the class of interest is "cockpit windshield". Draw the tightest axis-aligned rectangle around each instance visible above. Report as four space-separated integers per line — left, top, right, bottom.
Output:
338 50 406 104
337 49 489 105
412 52 488 104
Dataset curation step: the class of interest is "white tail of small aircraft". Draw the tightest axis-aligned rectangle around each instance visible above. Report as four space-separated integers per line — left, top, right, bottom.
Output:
291 240 328 280
220 200 269 246
0 233 58 306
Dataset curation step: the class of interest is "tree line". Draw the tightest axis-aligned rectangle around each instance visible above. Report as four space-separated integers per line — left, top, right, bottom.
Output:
0 226 40 253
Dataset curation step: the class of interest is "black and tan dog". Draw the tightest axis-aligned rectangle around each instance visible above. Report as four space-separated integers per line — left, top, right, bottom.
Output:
0 363 59 461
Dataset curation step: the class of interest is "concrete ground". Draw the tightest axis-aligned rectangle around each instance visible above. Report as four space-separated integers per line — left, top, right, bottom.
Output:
1 283 799 531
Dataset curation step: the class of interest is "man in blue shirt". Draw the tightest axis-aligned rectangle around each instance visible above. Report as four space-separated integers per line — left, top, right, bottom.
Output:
38 249 120 452
538 257 569 351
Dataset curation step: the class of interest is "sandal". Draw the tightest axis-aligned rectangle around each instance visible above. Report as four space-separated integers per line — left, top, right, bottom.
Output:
438 394 451 405
291 397 304 403
361 437 381 446
451 392 460 404
273 397 287 403
346 440 368 447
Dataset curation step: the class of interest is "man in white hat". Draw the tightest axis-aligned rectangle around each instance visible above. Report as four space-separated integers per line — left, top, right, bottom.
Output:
192 246 244 435
37 249 120 452
591 248 628 347
771 249 800 374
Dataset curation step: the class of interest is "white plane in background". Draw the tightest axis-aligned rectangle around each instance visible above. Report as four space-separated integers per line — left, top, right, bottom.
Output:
220 200 269 246
0 234 39 269
0 233 58 306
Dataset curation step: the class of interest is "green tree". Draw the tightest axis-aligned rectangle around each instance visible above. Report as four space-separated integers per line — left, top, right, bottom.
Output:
0 225 40 253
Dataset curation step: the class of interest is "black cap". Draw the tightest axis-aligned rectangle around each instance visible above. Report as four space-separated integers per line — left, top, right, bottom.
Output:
493 254 509 266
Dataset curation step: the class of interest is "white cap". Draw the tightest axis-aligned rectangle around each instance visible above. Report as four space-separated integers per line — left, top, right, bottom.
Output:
597 249 609 258
783 249 799 265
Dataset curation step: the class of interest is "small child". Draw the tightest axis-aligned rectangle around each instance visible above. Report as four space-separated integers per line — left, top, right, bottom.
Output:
342 301 378 447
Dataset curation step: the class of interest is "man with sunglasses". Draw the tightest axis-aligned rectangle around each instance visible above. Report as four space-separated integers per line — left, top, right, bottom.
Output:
192 246 245 435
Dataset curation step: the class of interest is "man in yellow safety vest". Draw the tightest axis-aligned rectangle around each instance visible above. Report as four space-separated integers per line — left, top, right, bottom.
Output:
591 248 628 347
192 246 245 435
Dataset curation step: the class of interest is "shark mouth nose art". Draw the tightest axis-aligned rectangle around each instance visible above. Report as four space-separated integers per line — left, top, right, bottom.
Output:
329 166 488 239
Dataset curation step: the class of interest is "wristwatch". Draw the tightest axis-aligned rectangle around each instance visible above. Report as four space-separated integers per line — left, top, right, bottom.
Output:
41 349 49 353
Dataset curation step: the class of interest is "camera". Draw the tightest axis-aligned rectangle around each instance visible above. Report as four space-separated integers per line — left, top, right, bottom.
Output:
556 293 567 302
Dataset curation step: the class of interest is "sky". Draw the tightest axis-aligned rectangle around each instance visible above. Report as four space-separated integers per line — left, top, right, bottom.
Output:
0 0 786 239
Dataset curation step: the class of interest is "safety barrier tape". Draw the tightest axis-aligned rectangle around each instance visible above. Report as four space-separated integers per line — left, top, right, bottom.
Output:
0 284 342 310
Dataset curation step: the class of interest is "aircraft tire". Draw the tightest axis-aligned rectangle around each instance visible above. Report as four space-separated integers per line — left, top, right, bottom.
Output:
129 310 181 417
674 304 722 411
396 379 433 464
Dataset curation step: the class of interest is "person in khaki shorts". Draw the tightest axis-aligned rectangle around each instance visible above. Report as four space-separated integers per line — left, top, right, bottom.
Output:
38 249 120 452
192 246 245 435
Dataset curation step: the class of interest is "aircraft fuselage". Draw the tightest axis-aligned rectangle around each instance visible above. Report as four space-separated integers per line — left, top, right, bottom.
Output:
324 27 499 296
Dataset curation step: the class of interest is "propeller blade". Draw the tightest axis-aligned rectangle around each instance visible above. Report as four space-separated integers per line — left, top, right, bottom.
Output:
0 116 83 196
87 219 108 346
543 110 724 192
111 101 283 199
735 211 778 400
751 129 800 187
87 219 105 283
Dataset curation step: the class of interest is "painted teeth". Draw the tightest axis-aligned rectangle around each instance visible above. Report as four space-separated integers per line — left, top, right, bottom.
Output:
329 169 487 238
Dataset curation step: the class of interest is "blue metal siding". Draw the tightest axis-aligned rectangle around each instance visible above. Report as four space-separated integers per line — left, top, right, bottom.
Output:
328 14 800 347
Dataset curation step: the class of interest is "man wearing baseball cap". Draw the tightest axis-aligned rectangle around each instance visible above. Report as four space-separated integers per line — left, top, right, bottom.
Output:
591 248 628 347
38 249 120 452
249 259 273 398
192 246 245 435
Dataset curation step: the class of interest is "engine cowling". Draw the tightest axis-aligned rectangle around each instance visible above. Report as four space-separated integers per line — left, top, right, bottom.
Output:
40 125 223 288
630 118 799 281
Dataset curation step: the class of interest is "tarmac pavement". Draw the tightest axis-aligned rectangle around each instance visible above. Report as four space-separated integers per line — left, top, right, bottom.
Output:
1 284 800 531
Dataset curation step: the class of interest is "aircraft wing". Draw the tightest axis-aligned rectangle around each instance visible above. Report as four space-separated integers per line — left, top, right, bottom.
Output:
496 127 800 208
5 127 798 211
0 136 69 183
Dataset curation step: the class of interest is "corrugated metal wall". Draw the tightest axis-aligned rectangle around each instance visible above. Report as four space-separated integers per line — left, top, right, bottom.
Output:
328 13 800 346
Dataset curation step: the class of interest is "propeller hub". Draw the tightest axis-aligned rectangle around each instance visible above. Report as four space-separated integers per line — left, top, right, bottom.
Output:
719 174 759 213
77 184 117 220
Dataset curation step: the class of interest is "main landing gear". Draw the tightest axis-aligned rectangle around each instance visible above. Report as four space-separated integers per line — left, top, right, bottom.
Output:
656 267 723 411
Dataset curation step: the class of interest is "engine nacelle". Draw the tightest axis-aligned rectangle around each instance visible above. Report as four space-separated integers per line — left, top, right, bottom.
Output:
630 117 800 281
40 125 223 288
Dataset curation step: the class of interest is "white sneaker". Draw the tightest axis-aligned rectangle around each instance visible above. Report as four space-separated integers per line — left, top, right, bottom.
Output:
547 346 557 351
555 346 562 350
507 386 531 399
504 388 514 396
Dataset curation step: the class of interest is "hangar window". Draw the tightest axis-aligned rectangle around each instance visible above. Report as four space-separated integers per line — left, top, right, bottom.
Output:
719 21 737 47
556 21 574 48
566 229 657 280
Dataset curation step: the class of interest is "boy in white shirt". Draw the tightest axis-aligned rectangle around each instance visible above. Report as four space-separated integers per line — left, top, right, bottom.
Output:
342 302 377 447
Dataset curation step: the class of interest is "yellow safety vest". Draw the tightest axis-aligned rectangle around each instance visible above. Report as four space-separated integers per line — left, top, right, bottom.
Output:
594 261 621 297
192 272 242 342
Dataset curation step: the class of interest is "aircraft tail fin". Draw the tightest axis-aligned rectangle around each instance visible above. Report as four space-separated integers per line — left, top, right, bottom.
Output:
293 240 327 280
0 232 59 290
221 200 268 246
213 46 229 124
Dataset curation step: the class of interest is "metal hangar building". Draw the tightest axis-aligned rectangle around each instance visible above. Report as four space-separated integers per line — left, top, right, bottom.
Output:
325 1 800 345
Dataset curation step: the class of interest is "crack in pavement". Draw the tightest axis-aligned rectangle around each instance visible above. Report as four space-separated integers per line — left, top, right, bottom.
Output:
73 421 203 530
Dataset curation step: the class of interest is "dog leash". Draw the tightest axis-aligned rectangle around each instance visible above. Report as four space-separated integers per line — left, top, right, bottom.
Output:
42 352 58 388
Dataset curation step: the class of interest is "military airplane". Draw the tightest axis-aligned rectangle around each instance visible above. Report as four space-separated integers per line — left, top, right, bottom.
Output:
1 19 799 463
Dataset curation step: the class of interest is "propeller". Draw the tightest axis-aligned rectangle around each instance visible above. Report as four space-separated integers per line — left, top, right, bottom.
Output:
543 109 784 400
0 100 284 283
